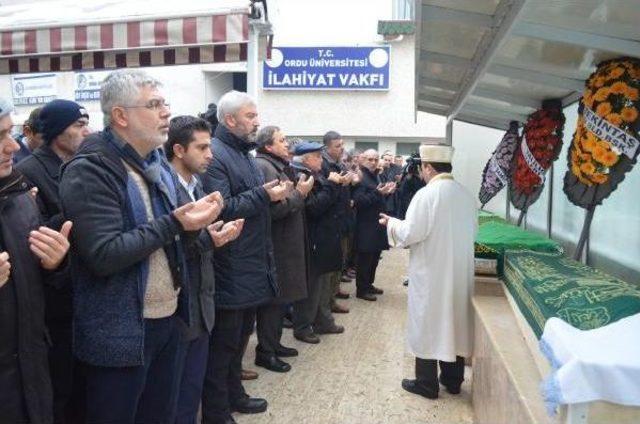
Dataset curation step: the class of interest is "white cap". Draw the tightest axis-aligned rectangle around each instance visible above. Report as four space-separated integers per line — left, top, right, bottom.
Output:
419 144 454 163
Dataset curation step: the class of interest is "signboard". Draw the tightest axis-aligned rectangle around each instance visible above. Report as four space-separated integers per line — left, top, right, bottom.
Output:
263 46 390 91
75 71 110 102
11 74 57 106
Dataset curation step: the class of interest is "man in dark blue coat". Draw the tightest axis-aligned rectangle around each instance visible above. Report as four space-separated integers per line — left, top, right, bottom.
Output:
59 70 224 424
200 90 290 424
353 149 395 301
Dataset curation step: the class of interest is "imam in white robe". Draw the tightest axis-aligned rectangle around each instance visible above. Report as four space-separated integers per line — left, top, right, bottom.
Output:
387 173 477 362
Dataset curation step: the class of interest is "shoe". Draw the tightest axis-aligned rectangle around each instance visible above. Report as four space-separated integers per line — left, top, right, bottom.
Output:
401 379 438 399
369 286 384 295
231 395 268 414
340 275 353 283
275 344 298 357
443 385 461 395
331 303 349 314
356 292 377 301
282 316 293 329
346 269 356 279
335 290 350 299
240 369 259 381
315 324 344 335
439 378 461 394
255 354 291 373
294 332 320 344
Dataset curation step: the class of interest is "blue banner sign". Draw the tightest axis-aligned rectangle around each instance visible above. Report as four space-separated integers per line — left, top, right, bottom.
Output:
263 46 390 91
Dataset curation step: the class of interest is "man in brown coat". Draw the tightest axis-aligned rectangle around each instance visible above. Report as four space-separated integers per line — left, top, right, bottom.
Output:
254 126 314 372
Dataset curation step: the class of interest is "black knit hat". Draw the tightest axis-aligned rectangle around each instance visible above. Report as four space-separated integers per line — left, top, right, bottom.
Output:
40 99 89 144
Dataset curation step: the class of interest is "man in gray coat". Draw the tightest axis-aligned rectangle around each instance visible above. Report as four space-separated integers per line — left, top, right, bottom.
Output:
254 126 314 373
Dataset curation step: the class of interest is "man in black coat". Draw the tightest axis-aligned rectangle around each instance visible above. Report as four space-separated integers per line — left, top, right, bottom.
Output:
380 151 402 215
353 149 395 301
200 91 290 424
0 97 72 424
321 130 356 314
16 99 90 423
291 142 346 343
254 125 313 372
165 115 244 424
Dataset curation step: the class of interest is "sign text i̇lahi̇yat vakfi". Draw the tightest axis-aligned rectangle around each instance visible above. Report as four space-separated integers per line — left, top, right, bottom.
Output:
263 47 390 91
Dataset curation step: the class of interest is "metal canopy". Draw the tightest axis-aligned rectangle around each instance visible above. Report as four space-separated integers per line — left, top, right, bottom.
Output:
415 0 640 131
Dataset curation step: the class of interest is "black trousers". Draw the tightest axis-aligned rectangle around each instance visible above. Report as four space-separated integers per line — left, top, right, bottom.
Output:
174 332 210 424
415 356 465 392
356 251 381 295
48 319 86 424
83 316 183 424
256 302 284 356
202 308 254 423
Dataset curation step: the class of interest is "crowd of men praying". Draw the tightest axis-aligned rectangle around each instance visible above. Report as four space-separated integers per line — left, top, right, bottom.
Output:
0 68 427 424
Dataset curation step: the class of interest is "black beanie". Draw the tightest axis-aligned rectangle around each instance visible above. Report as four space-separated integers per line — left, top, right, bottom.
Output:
40 99 89 144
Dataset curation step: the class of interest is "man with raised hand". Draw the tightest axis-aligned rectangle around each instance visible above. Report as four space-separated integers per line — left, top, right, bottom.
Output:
379 145 476 400
254 125 313 373
200 90 290 424
0 97 72 424
59 70 223 424
353 149 395 301
291 142 346 343
165 115 244 424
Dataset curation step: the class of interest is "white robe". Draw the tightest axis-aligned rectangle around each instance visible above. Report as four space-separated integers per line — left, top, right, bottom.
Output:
387 174 477 362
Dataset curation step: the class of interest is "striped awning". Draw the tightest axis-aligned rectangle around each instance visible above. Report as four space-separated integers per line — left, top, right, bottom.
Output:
1 9 251 74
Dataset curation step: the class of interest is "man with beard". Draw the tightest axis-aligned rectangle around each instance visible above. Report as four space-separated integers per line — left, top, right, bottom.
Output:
165 115 244 424
0 97 72 424
353 149 395 301
200 91 290 424
17 99 90 423
59 70 224 423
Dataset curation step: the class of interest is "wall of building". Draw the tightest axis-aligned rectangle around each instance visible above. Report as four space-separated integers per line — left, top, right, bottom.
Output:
256 34 445 140
0 64 232 130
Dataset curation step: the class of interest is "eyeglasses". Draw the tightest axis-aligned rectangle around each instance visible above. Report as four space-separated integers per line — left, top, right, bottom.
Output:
121 99 170 111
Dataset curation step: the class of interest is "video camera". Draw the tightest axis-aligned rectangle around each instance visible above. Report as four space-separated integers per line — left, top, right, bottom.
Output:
400 152 421 179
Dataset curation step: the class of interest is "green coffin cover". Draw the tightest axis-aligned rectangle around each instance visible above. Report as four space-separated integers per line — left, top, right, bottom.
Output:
477 210 507 226
503 250 640 338
474 221 563 275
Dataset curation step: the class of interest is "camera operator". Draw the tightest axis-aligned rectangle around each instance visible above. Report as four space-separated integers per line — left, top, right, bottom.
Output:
396 152 425 219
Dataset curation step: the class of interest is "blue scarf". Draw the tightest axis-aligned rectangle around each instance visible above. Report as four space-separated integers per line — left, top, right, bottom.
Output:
104 128 186 297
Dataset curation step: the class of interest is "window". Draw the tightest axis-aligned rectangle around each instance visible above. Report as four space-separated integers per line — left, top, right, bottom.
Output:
355 141 378 151
396 142 421 156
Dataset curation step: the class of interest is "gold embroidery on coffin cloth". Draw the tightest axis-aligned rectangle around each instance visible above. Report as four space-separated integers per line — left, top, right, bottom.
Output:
505 251 640 331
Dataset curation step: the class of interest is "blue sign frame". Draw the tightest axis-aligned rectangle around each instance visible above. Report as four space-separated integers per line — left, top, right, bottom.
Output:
263 46 390 91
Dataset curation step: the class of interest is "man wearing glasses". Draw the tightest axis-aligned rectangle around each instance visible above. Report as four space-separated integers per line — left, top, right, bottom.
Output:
60 70 224 423
16 99 90 424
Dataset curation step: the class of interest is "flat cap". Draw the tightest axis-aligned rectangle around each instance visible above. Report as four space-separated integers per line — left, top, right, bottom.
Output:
294 141 324 156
